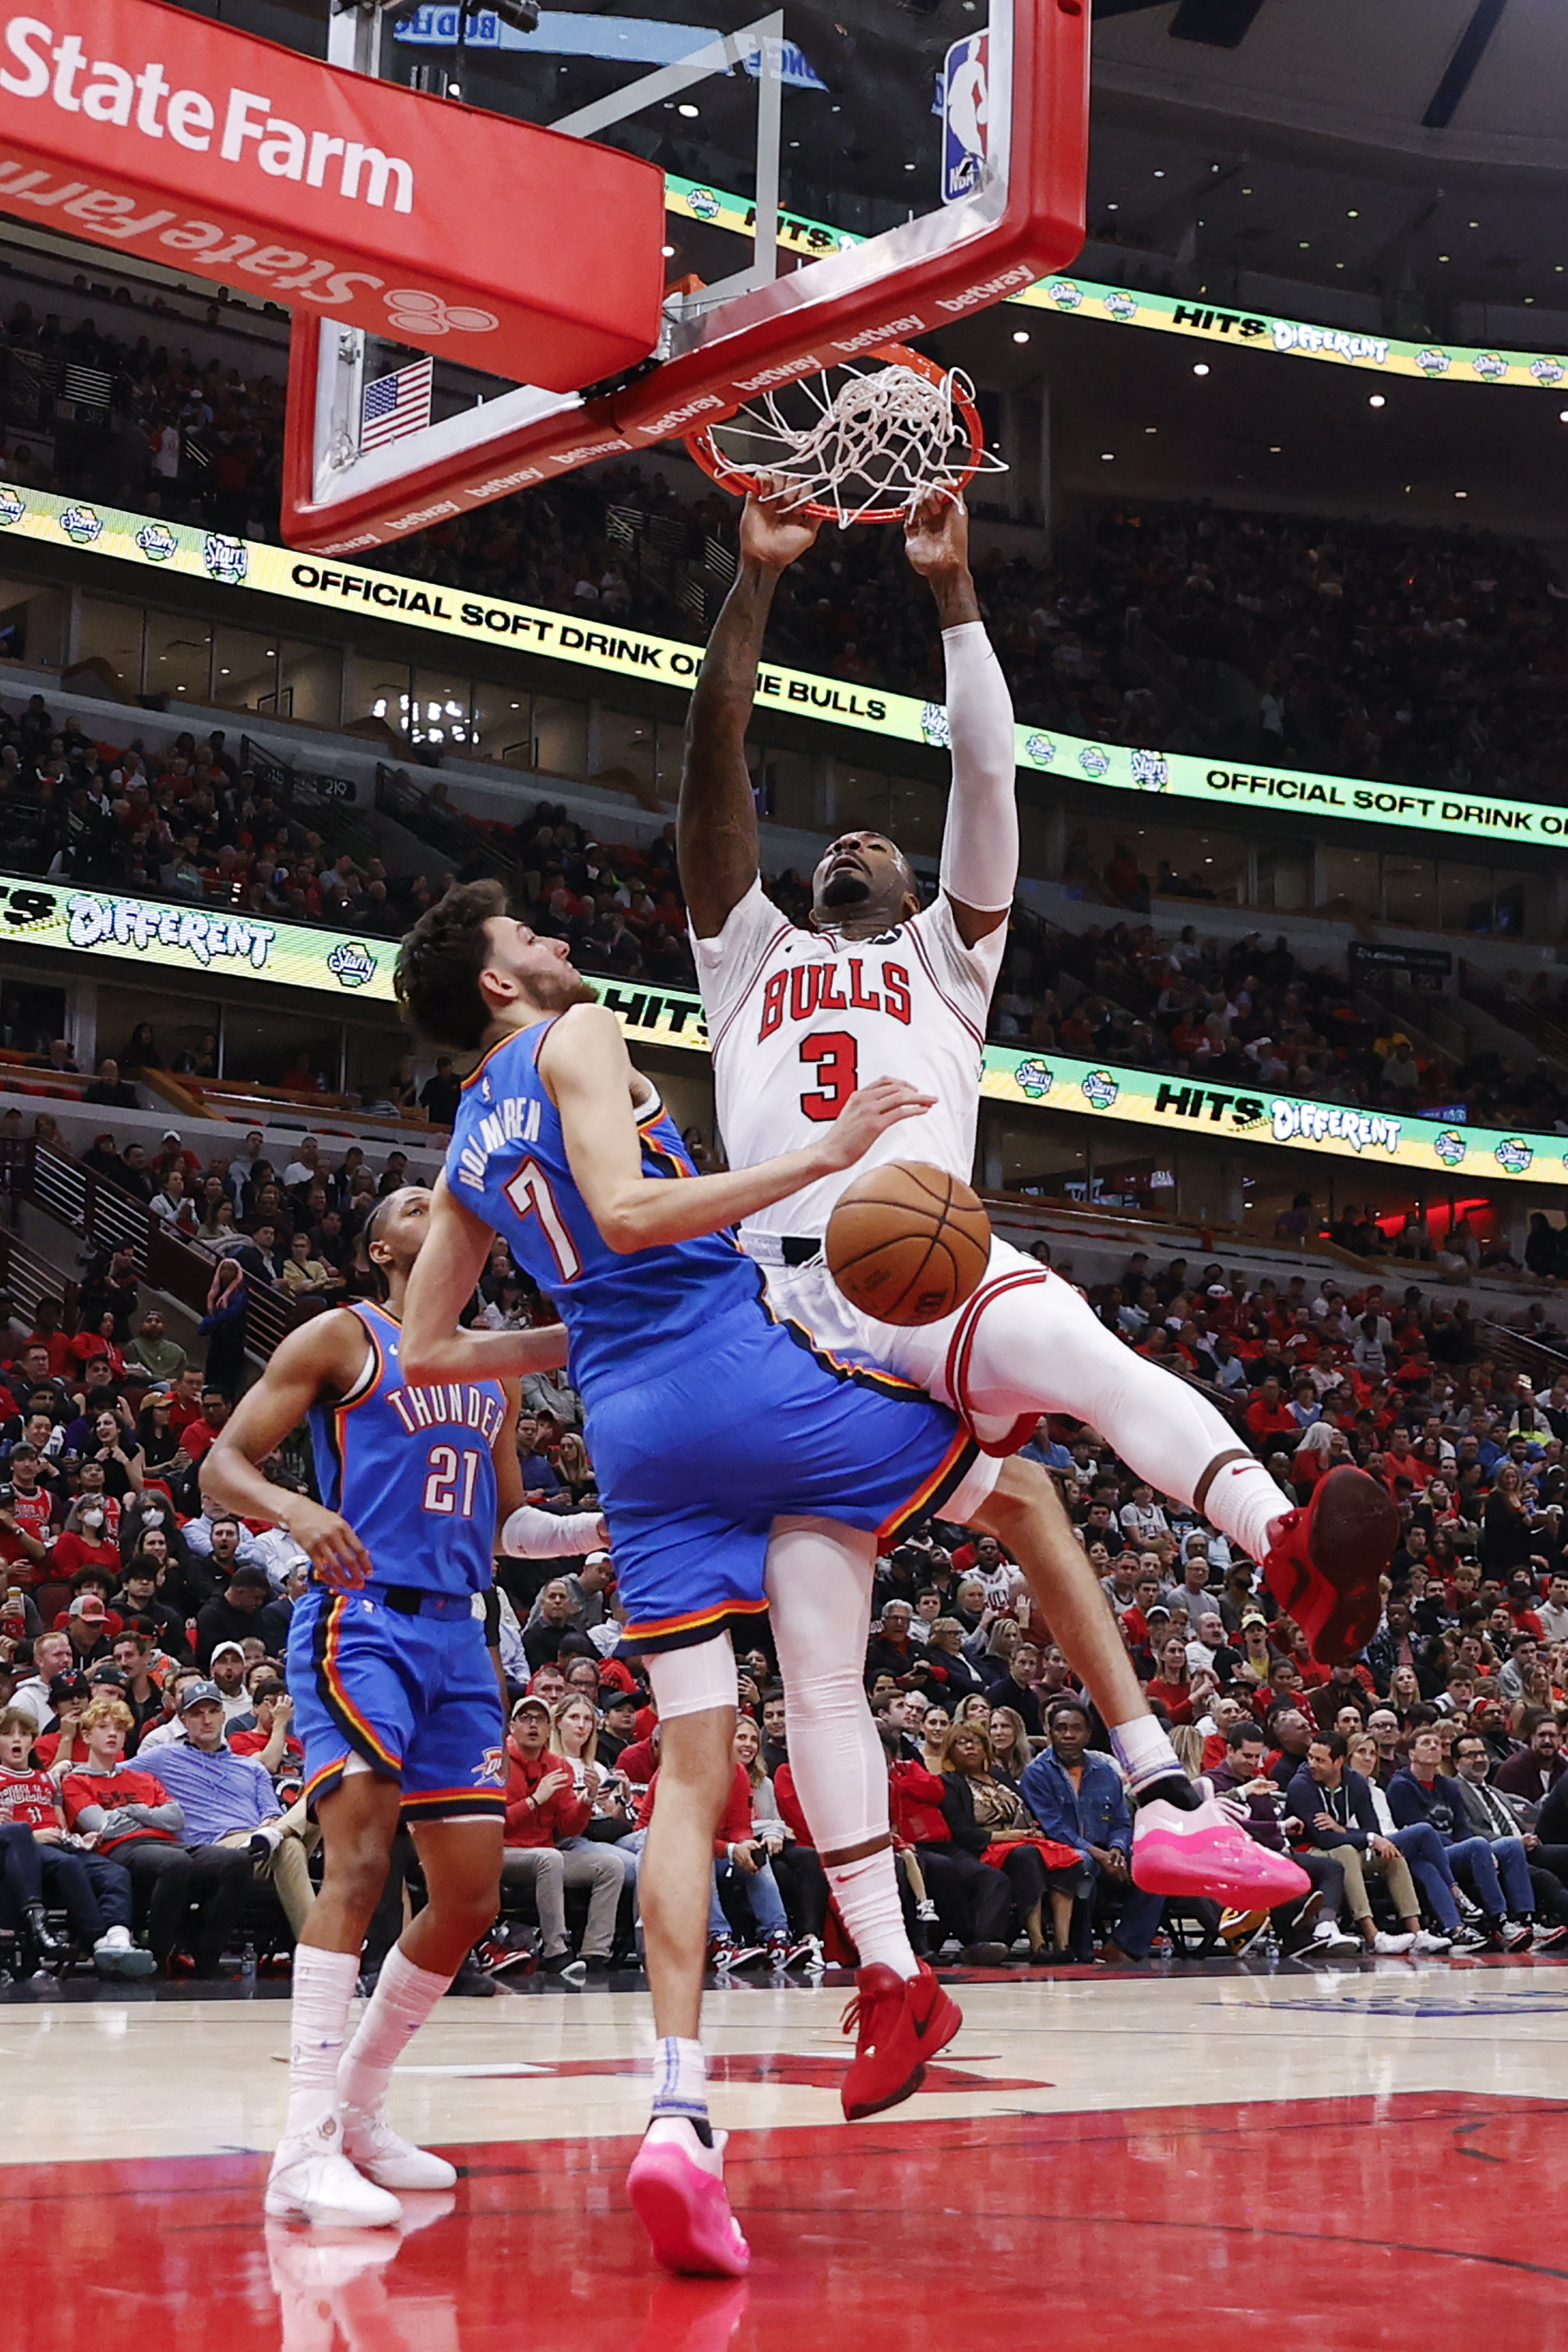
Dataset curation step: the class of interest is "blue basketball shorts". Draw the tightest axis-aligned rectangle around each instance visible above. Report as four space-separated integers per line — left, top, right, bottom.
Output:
585 1301 998 1656
288 1583 506 1823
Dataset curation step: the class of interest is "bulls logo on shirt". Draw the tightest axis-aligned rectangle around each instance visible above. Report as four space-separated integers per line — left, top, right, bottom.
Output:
757 957 912 1041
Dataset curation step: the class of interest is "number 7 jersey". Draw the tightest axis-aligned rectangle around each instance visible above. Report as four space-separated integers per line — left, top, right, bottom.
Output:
693 878 1006 1241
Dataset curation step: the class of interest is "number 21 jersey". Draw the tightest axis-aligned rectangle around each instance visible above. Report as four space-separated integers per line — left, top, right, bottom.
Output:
692 878 1006 1242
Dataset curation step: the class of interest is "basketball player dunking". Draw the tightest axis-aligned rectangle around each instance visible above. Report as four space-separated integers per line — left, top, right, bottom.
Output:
679 488 1397 1809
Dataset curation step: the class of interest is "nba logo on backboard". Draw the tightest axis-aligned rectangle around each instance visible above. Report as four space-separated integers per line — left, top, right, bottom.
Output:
942 33 989 205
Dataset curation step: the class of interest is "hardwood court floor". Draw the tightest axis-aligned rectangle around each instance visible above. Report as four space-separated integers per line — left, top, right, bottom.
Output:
6 1956 1568 2351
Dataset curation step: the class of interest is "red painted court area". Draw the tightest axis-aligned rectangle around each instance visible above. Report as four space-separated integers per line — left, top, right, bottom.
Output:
15 2094 1568 2352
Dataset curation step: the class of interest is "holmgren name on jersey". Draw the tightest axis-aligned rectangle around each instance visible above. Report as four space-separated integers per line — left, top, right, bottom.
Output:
452 1089 542 1195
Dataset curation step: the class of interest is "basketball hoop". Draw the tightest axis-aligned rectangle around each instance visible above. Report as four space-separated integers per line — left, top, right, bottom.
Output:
684 344 1006 528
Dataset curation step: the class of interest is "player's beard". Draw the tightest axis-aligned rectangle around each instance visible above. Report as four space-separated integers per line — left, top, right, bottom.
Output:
820 868 872 910
530 968 599 1014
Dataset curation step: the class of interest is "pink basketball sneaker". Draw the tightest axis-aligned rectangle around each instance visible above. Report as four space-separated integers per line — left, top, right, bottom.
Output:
1132 1797 1310 1908
628 2118 751 2278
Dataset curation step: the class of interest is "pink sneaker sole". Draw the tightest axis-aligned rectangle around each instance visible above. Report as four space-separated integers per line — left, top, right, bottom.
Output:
628 2143 751 2279
1132 1799 1310 1909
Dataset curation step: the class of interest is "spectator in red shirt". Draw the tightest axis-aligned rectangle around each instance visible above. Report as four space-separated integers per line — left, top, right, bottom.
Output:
0 1704 153 1975
25 1301 73 1382
61 1696 250 1976
1245 1376 1297 1449
179 1387 234 1465
1145 1633 1198 1727
500 1696 622 1972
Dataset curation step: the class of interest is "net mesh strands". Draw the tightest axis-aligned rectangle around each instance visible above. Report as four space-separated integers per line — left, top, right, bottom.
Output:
689 351 1007 527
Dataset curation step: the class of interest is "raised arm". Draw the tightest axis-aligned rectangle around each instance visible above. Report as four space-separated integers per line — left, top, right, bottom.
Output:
544 1003 928 1253
401 1183 577 1386
679 487 821 938
905 496 1018 949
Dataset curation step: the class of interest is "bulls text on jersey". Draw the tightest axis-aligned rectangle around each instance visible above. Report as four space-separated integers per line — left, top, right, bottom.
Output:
757 955 913 1038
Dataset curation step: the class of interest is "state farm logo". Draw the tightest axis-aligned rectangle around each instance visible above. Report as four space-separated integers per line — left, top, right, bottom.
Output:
384 289 498 337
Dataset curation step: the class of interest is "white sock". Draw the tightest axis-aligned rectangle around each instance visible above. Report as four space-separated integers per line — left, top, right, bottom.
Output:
283 1944 362 2144
826 1849 920 1980
1201 1456 1286 1561
337 1945 451 2119
651 2035 709 2124
1110 1716 1185 1798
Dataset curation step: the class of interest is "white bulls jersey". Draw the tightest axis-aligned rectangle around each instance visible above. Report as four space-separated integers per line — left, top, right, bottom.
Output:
693 877 1006 1241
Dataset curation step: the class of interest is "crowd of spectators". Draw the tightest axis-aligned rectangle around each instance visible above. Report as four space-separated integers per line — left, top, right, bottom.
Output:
5 1197 1568 1984
1 289 283 534
989 906 1568 1138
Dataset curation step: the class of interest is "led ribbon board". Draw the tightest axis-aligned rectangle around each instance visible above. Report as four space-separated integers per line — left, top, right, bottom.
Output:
4 481 1567 860
665 175 1568 391
0 863 1556 1180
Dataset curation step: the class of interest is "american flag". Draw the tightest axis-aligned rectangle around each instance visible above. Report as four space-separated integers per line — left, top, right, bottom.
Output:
361 357 433 451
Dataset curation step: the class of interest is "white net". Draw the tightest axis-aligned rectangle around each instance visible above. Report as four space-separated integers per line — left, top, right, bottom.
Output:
701 359 1007 527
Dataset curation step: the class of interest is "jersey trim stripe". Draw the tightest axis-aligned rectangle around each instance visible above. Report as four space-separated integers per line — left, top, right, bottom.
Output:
313 1594 403 1776
904 921 986 1052
767 1298 930 1401
621 1594 772 1654
459 1030 519 1092
303 1755 350 1812
706 914 798 1057
877 1428 982 1542
335 1301 390 1410
401 1789 508 1819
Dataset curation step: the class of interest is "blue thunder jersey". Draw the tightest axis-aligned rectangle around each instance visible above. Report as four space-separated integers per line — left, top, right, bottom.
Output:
306 1300 508 1598
447 1022 762 1398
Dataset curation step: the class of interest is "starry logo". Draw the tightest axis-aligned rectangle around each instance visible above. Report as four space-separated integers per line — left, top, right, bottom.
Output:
474 1744 506 1785
1014 1056 1054 1101
920 702 952 748
1530 356 1566 388
1471 351 1508 381
327 940 376 990
136 520 178 564
1415 346 1451 377
202 533 247 586
1495 1135 1533 1175
1024 732 1057 766
1432 1128 1466 1168
1045 279 1083 311
1081 1067 1119 1110
1079 745 1111 780
1130 748 1170 792
0 486 23 529
59 503 101 546
1102 289 1139 323
687 186 721 220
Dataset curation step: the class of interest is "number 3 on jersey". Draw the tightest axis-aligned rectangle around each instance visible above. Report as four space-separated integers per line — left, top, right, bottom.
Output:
504 1159 581 1280
799 1030 858 1122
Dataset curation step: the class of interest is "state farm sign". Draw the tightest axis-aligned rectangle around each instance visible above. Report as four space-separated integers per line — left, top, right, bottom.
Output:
0 0 663 388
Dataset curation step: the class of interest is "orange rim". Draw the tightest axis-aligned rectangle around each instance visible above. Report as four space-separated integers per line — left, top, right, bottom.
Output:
683 342 985 524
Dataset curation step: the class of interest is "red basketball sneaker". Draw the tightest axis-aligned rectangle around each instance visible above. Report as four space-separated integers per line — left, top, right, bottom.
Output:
1261 1465 1396 1665
840 1961 962 2120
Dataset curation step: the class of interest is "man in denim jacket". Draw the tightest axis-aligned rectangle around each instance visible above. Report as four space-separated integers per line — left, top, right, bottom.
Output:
1020 1699 1164 1961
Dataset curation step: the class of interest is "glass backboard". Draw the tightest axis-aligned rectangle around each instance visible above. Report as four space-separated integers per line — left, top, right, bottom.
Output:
282 0 1089 553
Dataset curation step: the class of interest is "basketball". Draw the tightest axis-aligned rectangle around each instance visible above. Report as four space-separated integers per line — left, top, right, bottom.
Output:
826 1161 992 1326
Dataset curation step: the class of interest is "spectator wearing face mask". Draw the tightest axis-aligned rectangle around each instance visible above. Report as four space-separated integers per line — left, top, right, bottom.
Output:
53 1498 121 1583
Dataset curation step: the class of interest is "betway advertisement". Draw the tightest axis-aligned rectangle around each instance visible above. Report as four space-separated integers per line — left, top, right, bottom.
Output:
0 0 661 386
0 866 1559 1180
3 479 1567 863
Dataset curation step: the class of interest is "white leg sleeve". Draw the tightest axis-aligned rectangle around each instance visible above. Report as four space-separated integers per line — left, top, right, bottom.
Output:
766 1517 887 1854
767 1517 918 1977
645 1633 738 1721
961 1276 1283 1561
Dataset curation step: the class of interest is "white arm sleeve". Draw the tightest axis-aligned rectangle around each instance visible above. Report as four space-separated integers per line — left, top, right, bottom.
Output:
938 621 1019 914
500 1504 603 1558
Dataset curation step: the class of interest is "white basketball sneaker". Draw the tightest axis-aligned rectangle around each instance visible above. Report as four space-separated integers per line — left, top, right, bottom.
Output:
342 2105 459 2192
265 2126 405 2227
